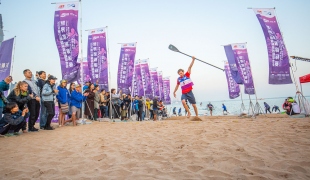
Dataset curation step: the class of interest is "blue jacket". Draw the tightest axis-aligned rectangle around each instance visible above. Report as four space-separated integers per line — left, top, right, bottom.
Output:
133 99 139 111
0 110 25 128
70 90 86 109
56 86 70 104
0 80 10 107
42 83 56 102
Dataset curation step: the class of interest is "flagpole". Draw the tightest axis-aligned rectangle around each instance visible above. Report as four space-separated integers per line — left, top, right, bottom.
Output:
130 59 137 118
8 36 16 94
78 0 86 122
105 26 112 120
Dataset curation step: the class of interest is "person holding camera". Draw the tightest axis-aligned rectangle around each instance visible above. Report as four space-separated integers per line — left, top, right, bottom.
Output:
0 102 29 136
7 81 32 133
42 75 58 130
0 76 13 118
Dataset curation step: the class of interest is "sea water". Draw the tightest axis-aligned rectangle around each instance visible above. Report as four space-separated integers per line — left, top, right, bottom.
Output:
167 96 310 116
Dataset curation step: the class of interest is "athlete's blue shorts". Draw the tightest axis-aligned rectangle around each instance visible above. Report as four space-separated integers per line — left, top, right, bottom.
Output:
181 90 196 104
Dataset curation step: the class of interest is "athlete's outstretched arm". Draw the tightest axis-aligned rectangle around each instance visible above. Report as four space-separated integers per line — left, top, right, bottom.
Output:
173 84 179 98
188 56 196 74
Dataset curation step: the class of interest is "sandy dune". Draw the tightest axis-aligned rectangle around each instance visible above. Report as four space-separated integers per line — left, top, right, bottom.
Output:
0 115 310 179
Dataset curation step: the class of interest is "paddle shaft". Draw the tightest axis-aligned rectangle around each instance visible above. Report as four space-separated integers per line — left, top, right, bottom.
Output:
178 51 224 71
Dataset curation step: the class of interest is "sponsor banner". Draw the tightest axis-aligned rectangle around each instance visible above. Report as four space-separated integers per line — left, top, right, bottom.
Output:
150 67 160 97
140 59 153 99
224 45 243 84
132 60 144 97
0 38 14 85
162 77 171 105
158 71 164 100
224 62 240 99
77 58 91 85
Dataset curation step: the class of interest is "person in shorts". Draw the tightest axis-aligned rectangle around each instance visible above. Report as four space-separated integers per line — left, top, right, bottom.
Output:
173 56 198 118
69 84 88 126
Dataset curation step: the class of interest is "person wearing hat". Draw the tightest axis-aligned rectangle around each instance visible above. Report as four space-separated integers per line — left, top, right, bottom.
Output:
69 84 88 126
56 79 70 126
41 75 58 130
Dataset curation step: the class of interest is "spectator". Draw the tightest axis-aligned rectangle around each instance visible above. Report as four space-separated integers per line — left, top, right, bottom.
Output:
134 95 143 121
93 85 100 121
7 81 32 133
152 97 158 121
99 89 108 118
57 80 70 126
24 69 41 132
37 71 47 129
68 82 76 119
42 75 58 130
84 84 95 120
145 98 151 119
70 84 88 126
149 100 154 120
0 76 13 118
272 105 280 113
0 102 29 136
83 81 91 92
264 102 271 114
111 88 122 119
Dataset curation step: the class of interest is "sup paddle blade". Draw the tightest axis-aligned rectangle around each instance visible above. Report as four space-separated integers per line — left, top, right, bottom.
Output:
168 44 180 52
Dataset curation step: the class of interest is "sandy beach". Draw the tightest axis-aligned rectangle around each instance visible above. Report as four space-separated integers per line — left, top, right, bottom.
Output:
0 114 310 179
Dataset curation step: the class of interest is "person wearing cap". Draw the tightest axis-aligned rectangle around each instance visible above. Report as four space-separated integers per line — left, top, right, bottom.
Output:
57 79 70 126
42 75 58 130
69 84 88 126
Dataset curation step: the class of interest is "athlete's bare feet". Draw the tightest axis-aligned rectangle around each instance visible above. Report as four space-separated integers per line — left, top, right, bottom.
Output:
187 112 191 118
22 130 28 133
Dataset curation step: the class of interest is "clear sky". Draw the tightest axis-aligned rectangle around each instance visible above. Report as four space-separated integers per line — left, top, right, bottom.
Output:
1 0 309 101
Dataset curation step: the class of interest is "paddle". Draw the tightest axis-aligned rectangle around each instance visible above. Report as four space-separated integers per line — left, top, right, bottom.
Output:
168 44 224 71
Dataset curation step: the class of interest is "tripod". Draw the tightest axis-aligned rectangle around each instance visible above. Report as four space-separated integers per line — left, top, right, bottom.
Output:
293 91 310 116
248 95 265 118
110 101 121 122
239 93 246 115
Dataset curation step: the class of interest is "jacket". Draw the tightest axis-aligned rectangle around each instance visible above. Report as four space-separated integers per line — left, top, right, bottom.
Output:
0 110 25 128
42 83 56 102
7 90 32 110
94 91 100 109
37 79 46 96
56 86 70 104
0 80 10 107
70 90 86 109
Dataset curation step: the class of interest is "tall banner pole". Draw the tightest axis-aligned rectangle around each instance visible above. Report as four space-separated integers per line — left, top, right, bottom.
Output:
105 26 112 120
8 36 16 94
130 59 137 117
79 0 85 121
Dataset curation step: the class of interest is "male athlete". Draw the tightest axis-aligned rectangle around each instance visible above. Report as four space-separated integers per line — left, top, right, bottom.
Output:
173 56 198 118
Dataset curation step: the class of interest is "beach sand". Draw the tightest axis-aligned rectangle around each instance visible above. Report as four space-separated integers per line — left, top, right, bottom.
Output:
0 115 310 179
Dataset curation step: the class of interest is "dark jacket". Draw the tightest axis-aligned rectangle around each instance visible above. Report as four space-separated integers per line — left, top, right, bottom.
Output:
7 90 31 110
37 79 46 96
0 110 25 128
0 80 10 107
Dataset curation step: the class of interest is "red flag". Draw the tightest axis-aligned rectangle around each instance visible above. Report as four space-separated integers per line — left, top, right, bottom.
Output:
299 74 310 83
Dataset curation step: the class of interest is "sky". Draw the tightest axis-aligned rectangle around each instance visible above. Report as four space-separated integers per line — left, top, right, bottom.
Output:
0 0 309 101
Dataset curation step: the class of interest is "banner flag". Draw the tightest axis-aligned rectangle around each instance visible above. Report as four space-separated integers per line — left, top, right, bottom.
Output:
158 71 164 100
252 8 292 84
224 62 240 99
87 27 108 90
0 38 14 85
150 67 160 98
140 59 153 99
117 43 136 94
77 57 91 85
224 45 243 84
299 74 310 84
54 2 80 83
231 43 255 94
132 60 144 97
162 77 171 105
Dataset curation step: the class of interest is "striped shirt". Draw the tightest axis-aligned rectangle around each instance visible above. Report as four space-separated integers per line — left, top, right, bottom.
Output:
177 72 193 94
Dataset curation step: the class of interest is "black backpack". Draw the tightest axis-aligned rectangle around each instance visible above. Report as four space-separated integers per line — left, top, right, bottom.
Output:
138 100 143 108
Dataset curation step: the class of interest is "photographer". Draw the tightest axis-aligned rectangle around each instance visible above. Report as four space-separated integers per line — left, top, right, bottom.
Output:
7 81 32 133
0 102 29 136
0 76 13 118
